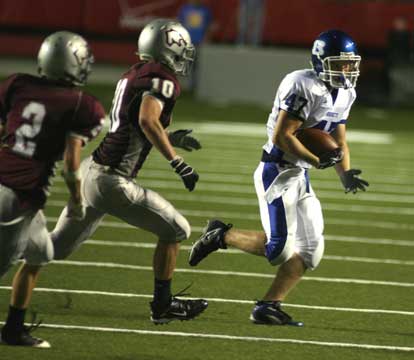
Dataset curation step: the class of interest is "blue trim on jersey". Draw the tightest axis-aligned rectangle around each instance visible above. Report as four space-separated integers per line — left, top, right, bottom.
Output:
261 162 288 263
331 89 339 104
269 145 285 161
311 122 326 131
305 169 310 193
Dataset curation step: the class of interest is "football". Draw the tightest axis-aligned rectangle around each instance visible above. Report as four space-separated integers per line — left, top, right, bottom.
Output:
295 128 339 156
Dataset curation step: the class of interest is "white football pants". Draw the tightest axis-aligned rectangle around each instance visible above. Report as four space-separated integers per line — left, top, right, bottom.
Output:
253 161 324 269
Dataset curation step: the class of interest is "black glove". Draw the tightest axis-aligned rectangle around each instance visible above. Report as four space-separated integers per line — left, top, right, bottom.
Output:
340 169 369 194
170 156 199 191
169 129 201 151
318 148 344 169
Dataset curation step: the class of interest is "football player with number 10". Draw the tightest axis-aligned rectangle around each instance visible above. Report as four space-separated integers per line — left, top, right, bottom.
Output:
3 19 207 349
189 30 369 326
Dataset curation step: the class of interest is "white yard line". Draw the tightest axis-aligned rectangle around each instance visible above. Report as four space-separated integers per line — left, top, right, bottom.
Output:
52 169 414 187
47 260 414 287
324 235 414 247
178 122 395 145
46 198 414 216
82 239 414 266
0 286 412 316
45 211 414 231
51 182 414 204
45 217 414 246
0 322 411 352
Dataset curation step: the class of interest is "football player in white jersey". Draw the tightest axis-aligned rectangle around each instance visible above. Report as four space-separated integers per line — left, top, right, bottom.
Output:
189 30 369 325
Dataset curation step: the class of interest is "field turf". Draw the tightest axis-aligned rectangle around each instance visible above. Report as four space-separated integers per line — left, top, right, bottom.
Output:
0 84 413 359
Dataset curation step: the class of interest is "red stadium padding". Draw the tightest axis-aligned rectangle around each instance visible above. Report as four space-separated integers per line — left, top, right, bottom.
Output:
0 0 83 29
1 0 414 62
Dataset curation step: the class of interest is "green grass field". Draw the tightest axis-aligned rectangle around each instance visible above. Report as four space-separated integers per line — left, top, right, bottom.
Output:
1 85 414 359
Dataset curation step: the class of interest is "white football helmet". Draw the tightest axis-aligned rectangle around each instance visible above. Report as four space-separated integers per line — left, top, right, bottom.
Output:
38 31 94 86
137 19 196 76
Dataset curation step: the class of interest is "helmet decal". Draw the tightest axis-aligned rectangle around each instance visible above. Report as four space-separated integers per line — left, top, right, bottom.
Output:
312 40 326 56
165 29 188 47
37 31 93 86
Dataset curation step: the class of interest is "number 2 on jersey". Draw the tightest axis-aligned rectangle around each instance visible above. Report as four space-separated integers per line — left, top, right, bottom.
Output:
12 102 46 157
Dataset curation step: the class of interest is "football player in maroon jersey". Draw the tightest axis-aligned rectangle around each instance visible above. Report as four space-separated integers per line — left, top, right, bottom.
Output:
7 19 207 339
53 19 207 324
0 31 105 347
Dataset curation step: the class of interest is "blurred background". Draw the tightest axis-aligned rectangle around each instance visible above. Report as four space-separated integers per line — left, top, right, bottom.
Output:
1 3 414 358
1 0 414 109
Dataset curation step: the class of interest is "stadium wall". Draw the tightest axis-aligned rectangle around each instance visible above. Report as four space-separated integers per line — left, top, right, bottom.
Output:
1 0 414 63
196 45 309 107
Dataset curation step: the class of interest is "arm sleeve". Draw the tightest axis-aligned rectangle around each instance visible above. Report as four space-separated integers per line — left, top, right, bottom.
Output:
70 93 105 145
277 74 312 121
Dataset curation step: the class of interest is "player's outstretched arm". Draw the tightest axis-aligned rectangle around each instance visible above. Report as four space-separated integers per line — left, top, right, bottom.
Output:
139 95 199 191
62 136 85 219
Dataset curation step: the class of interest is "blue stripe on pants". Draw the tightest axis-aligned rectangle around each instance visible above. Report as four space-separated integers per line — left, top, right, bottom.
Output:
261 162 288 262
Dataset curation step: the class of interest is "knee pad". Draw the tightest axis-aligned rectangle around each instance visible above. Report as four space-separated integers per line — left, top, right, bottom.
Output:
298 235 325 270
24 236 54 266
159 213 191 244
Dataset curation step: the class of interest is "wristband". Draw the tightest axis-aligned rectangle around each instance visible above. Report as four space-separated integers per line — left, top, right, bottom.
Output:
61 168 81 182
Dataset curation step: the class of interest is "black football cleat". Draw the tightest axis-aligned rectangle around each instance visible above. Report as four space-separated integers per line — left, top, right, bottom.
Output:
150 297 208 324
250 301 303 327
189 219 232 266
1 325 51 348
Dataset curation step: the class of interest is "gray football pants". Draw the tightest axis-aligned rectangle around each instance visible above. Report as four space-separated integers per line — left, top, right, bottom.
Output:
52 157 191 260
0 184 53 278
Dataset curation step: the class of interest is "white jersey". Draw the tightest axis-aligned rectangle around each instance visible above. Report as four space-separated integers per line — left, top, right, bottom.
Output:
263 69 356 168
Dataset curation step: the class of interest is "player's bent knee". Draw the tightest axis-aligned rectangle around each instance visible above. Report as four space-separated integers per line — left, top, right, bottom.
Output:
268 246 295 266
177 216 191 241
160 214 191 243
265 235 295 266
24 238 54 266
299 236 324 270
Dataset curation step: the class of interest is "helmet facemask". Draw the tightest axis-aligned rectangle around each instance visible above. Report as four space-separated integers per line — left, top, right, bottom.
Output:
317 53 361 89
166 44 196 76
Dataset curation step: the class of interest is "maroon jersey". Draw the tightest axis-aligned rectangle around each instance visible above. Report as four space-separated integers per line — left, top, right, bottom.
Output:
0 74 105 208
93 61 180 177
